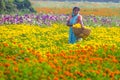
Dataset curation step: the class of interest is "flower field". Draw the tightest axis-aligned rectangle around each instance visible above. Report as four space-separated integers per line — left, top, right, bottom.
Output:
0 1 120 80
0 23 120 80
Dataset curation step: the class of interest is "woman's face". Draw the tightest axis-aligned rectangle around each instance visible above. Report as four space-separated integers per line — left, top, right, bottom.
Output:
73 9 79 15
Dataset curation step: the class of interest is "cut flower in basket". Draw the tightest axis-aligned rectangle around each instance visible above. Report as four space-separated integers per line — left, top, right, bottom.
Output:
73 23 81 28
73 25 91 39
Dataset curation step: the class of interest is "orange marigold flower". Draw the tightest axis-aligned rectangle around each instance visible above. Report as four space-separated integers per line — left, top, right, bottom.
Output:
0 53 4 56
36 53 41 58
47 76 51 80
112 58 118 63
105 68 111 74
54 71 58 75
53 77 59 80
49 62 56 69
109 72 115 78
38 58 45 63
53 59 58 64
13 42 16 44
96 70 100 75
13 61 17 65
20 50 24 54
46 52 52 57
27 48 31 50
79 73 85 77
3 43 9 47
24 58 30 62
75 71 85 77
73 76 77 80
18 44 22 48
86 78 91 80
76 44 80 47
90 61 93 64
4 70 10 74
56 66 61 72
62 60 67 65
69 50 73 53
81 49 86 53
11 76 16 79
103 73 106 77
14 67 19 72
114 70 120 75
64 71 73 77
59 75 64 79
4 63 10 67
0 62 3 66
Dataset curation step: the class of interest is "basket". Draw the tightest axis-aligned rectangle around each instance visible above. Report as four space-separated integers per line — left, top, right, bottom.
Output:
73 27 91 39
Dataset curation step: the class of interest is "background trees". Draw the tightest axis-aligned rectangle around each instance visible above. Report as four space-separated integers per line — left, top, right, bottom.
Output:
0 0 36 14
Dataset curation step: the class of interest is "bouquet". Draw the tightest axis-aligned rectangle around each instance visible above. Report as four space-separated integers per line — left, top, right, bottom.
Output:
72 23 91 39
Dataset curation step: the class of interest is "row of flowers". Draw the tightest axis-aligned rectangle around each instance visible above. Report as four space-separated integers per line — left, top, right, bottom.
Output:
0 14 120 27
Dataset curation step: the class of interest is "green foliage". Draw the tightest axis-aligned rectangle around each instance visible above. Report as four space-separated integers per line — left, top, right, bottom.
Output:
14 0 36 13
5 1 18 13
0 0 36 14
0 0 6 14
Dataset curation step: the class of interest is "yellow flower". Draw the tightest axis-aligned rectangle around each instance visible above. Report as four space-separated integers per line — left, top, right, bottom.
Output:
73 23 81 28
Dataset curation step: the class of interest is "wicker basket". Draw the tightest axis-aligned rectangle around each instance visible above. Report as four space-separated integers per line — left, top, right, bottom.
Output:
73 27 91 39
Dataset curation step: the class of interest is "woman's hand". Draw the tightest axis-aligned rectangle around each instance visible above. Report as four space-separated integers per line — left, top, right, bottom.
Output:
67 21 73 26
68 24 73 26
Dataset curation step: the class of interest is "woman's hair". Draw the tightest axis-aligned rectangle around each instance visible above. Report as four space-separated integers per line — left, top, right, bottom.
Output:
72 7 80 17
73 7 80 11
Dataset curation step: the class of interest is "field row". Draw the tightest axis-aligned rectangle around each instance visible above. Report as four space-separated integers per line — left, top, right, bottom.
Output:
0 14 120 27
35 8 120 17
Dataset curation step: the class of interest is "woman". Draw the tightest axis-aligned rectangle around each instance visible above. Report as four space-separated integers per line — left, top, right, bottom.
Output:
67 7 84 44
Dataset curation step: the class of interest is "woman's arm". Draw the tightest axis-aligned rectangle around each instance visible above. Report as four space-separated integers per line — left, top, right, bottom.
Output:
66 16 72 27
77 15 84 29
